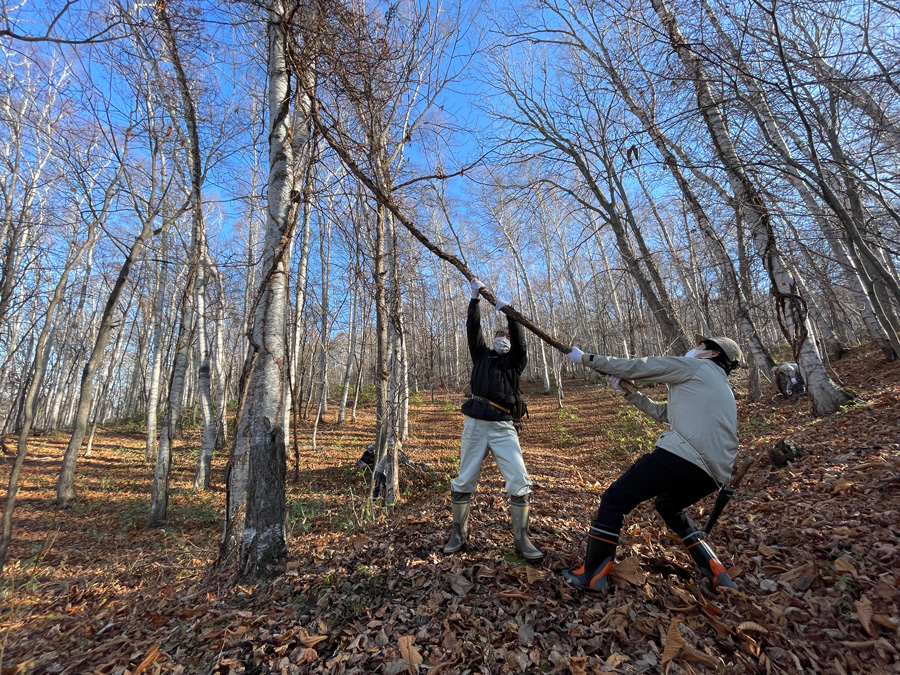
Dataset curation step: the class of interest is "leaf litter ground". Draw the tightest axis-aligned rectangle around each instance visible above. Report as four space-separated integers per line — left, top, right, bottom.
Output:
1 342 898 674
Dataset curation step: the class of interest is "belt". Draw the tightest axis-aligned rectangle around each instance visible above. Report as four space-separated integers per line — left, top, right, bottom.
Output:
469 394 511 414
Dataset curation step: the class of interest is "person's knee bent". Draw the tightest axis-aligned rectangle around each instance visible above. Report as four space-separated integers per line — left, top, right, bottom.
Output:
655 500 694 534
594 484 633 532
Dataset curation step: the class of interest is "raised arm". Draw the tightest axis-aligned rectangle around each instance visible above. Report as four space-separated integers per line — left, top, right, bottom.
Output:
466 279 487 362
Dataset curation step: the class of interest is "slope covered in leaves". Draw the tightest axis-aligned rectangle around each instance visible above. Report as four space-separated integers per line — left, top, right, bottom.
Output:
2 342 898 674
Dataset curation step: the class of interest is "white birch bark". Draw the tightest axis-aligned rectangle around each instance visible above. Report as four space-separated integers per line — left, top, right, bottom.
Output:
0 187 104 571
700 0 898 360
146 228 170 460
337 285 358 424
147 286 195 528
218 0 308 577
209 261 229 450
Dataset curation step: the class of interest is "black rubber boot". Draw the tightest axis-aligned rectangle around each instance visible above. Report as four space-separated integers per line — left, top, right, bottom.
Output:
562 522 619 591
510 494 543 562
442 492 471 554
679 526 737 590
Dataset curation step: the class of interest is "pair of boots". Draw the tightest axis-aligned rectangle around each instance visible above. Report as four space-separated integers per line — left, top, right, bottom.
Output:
443 492 543 562
563 520 736 591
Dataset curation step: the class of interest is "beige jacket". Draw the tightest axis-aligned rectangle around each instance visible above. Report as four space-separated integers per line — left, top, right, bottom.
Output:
580 353 738 485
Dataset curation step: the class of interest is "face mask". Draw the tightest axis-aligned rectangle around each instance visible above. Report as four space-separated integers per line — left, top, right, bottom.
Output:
685 349 714 359
493 337 511 354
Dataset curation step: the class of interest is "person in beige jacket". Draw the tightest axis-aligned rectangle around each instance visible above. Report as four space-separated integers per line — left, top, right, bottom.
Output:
562 334 742 592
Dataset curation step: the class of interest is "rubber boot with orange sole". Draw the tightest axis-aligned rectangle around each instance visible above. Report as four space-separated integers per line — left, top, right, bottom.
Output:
679 526 737 590
562 522 619 591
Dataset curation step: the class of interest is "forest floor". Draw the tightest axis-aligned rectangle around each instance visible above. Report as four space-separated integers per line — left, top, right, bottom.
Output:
1 342 899 675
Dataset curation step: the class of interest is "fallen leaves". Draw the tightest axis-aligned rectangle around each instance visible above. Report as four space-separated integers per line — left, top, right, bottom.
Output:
609 556 648 586
834 555 858 577
3 342 900 674
397 635 422 672
661 617 724 672
297 628 328 648
778 561 817 590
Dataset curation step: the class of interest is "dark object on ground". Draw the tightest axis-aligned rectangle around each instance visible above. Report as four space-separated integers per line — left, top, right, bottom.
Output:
355 445 376 472
770 438 804 468
360 446 429 500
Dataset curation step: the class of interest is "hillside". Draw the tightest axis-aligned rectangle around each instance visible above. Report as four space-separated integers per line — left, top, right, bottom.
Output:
2 343 899 674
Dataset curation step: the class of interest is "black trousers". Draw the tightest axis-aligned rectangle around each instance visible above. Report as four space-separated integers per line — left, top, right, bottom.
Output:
594 447 717 536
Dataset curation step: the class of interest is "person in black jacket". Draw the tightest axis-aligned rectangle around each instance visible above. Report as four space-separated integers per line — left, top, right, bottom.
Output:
442 279 542 562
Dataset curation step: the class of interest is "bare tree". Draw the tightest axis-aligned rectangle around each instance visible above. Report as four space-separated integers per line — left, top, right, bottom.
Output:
218 0 315 577
0 140 120 571
649 0 853 415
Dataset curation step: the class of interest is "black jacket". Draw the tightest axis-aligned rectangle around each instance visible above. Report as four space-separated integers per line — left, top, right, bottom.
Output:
460 298 527 422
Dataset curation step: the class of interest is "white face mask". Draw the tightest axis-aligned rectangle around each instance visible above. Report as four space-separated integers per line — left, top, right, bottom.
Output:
493 337 511 354
685 348 714 359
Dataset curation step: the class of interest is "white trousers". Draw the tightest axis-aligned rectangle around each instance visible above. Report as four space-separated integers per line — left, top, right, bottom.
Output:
450 415 533 496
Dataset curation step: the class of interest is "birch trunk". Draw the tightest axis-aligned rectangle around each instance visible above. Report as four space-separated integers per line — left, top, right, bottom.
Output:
55 216 154 504
337 285 358 424
218 0 308 577
0 211 101 571
285 72 316 448
193 248 217 489
146 229 169 460
210 262 229 450
372 202 390 472
146 281 195 528
151 5 218 490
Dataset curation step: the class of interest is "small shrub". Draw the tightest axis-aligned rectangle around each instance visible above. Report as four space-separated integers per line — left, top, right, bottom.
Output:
355 385 377 405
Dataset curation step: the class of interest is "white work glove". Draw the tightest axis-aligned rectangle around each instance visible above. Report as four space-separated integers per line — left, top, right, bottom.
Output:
495 298 508 311
566 346 584 364
790 377 797 384
469 278 484 299
605 374 625 393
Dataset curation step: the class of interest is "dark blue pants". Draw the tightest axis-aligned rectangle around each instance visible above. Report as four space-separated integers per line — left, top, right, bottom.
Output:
594 447 717 535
